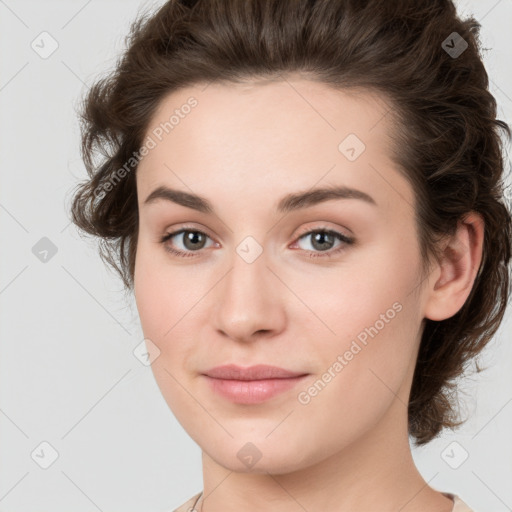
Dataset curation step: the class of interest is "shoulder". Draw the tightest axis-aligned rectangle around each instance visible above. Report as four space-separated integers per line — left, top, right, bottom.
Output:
452 495 475 512
443 492 476 512
171 491 202 512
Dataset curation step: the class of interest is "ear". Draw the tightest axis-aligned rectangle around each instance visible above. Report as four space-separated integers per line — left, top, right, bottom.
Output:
423 212 485 322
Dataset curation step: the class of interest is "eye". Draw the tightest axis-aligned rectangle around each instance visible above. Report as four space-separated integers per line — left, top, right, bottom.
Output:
159 225 354 259
159 229 216 258
292 227 354 258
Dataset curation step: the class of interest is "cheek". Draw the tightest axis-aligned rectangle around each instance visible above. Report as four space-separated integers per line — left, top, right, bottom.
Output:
134 239 175 345
133 245 201 414
133 240 209 373
297 235 423 400
289 233 421 342
293 291 420 452
134 238 191 332
131 224 424 465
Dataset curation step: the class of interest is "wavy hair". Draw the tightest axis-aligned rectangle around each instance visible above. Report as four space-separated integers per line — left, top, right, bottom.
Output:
69 0 512 445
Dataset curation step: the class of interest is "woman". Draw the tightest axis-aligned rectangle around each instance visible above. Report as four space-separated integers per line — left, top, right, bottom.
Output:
70 0 511 510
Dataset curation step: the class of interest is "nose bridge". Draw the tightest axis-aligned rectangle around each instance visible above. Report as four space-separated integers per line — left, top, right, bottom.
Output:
213 237 283 340
223 239 271 310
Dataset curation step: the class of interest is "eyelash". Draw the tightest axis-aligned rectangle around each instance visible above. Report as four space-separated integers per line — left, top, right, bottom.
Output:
159 225 354 259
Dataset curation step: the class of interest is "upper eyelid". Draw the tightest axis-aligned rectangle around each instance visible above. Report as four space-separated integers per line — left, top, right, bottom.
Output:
294 224 352 239
163 224 353 246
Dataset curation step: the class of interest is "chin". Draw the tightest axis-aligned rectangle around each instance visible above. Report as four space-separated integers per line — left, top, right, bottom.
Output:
197 430 321 475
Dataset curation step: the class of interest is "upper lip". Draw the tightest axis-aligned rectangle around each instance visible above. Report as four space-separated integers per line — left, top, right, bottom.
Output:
203 364 308 380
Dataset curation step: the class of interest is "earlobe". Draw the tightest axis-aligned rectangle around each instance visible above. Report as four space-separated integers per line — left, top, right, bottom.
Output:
424 212 485 321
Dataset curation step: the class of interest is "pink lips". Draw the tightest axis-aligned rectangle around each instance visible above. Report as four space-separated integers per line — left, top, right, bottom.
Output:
202 364 309 404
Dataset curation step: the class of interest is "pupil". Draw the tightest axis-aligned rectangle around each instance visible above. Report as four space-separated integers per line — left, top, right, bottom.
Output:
313 232 333 250
185 231 204 249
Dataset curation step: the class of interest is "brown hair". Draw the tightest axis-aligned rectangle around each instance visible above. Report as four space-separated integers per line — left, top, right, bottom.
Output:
69 0 512 445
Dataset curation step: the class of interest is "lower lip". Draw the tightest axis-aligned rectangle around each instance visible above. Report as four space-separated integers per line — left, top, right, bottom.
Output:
203 375 309 404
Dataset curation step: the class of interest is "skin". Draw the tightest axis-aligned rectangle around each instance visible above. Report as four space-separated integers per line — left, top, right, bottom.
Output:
133 76 484 511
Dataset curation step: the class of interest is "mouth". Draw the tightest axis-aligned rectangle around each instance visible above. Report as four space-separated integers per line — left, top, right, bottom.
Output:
201 364 310 404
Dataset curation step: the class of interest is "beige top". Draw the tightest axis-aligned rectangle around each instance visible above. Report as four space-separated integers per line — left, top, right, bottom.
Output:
172 491 475 511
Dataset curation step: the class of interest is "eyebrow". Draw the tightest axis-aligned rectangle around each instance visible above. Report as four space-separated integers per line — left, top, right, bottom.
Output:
143 184 377 214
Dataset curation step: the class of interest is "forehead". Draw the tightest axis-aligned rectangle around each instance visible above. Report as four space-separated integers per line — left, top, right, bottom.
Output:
136 78 414 215
144 78 394 153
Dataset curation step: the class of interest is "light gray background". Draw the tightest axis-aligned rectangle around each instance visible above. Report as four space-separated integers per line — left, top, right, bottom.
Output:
0 0 511 511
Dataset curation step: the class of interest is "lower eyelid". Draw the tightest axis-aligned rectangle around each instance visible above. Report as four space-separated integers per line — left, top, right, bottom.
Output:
294 232 352 252
161 228 353 256
164 230 216 249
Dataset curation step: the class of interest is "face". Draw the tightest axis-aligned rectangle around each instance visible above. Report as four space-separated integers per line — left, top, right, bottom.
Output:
134 77 429 474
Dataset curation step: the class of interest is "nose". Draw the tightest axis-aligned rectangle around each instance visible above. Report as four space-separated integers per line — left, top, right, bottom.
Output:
211 246 286 343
